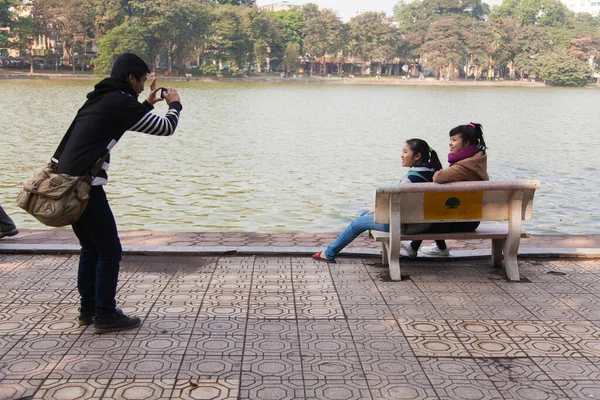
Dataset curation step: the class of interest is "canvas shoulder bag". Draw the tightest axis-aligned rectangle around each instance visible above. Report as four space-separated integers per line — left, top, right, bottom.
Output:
16 120 108 227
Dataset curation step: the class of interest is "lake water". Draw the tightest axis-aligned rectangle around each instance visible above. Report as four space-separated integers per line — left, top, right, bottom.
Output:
1 79 598 234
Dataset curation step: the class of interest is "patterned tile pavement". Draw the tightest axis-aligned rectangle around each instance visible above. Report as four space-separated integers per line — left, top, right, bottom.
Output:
1 253 600 399
3 230 600 253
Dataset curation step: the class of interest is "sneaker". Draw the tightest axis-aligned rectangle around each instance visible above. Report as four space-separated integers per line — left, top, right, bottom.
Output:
420 244 450 257
0 228 18 239
77 310 94 326
78 307 123 327
401 241 417 259
94 309 140 334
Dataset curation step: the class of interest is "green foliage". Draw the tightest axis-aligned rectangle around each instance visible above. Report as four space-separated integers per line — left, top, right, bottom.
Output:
301 4 344 61
491 0 571 27
1 0 599 85
271 8 304 46
200 63 219 75
214 0 255 5
535 48 591 86
282 42 300 72
0 0 19 27
420 17 464 76
348 11 398 66
94 24 151 75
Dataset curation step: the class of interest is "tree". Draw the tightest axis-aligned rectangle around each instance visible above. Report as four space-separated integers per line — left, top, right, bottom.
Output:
491 0 571 27
271 8 304 46
246 8 280 72
536 48 590 86
301 4 344 75
94 24 151 75
130 0 210 73
214 0 255 5
41 0 95 72
512 24 552 78
420 17 464 78
462 19 493 79
208 5 251 71
348 12 398 75
282 41 300 74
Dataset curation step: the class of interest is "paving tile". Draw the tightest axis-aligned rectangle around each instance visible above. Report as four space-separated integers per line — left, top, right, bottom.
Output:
298 320 351 337
476 358 552 382
244 334 301 357
397 319 454 337
391 306 442 320
342 304 394 320
511 335 582 357
49 353 122 379
366 378 437 400
177 356 242 381
361 356 428 382
241 356 302 381
0 379 43 400
304 379 371 400
558 380 600 399
492 379 567 399
433 379 503 399
8 334 79 356
114 353 184 379
347 320 401 337
103 379 175 400
406 334 470 357
460 333 527 358
67 334 137 355
532 357 600 381
32 378 108 399
239 379 304 400
302 357 365 381
185 335 245 357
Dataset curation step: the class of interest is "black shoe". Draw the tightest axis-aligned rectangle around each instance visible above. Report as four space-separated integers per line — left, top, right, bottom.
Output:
0 228 18 239
78 307 123 327
78 311 94 326
93 309 140 334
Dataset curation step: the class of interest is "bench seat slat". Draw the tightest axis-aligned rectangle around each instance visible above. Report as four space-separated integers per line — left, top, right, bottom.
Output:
369 224 529 242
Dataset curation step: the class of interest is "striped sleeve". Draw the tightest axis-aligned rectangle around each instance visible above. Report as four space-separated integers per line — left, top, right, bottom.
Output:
127 102 182 136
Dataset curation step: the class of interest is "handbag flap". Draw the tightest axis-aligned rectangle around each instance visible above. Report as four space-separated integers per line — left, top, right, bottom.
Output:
22 168 90 200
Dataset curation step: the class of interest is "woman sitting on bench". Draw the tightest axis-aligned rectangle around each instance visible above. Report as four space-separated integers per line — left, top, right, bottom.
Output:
313 139 442 263
401 122 489 258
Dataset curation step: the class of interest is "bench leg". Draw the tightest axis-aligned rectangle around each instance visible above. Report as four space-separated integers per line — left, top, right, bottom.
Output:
382 240 401 281
388 257 401 282
381 242 389 265
504 191 523 282
492 239 504 268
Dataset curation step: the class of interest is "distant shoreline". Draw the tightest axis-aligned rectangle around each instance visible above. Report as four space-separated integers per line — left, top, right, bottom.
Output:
2 71 596 88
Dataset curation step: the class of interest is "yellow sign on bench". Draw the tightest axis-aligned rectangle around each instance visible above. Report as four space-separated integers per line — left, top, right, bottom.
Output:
423 191 483 220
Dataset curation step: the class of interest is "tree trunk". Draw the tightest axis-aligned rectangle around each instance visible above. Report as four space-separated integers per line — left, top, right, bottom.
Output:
29 51 33 74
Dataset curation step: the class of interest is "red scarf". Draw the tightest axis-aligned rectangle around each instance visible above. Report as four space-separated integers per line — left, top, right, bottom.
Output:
448 144 479 166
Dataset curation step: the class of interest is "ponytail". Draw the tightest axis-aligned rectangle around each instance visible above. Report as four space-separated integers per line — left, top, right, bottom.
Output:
429 149 442 171
406 139 442 171
450 122 487 153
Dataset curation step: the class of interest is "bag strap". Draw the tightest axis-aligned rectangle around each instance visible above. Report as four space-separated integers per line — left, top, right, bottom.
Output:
51 111 109 177
406 170 430 182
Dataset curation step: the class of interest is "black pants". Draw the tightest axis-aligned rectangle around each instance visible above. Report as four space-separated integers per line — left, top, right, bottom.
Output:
72 186 122 317
411 222 480 251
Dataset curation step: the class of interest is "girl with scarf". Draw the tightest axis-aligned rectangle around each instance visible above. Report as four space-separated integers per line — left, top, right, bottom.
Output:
402 123 489 258
313 139 442 263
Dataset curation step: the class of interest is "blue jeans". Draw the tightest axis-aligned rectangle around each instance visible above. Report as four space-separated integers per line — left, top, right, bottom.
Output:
71 186 122 317
325 211 389 261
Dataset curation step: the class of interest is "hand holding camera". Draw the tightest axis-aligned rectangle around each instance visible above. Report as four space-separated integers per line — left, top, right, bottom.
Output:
160 87 180 104
147 78 180 105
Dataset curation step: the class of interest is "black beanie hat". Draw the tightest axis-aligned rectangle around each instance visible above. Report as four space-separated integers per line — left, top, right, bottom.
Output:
110 53 151 82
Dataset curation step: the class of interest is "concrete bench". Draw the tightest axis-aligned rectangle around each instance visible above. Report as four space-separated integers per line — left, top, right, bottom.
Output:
372 180 540 281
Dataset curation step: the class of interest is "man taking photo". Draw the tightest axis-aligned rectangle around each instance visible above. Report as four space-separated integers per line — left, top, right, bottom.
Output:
57 53 183 333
